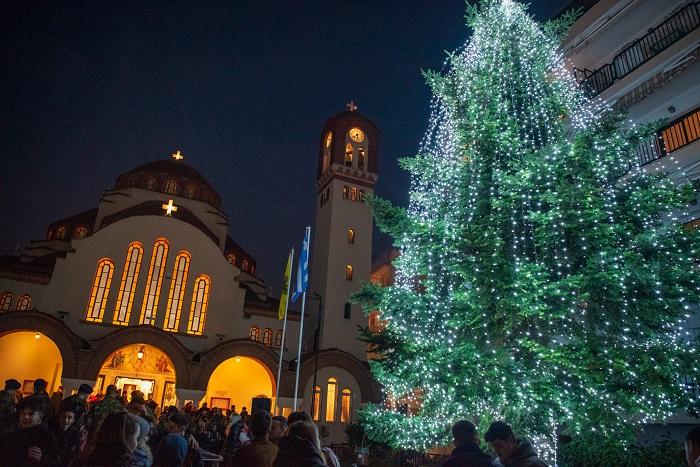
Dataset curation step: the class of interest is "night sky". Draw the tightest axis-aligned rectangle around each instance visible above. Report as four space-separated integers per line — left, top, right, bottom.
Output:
1 1 571 296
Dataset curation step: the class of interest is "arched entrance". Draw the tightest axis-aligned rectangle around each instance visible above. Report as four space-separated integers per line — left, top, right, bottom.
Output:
99 343 177 409
0 331 63 395
204 356 274 413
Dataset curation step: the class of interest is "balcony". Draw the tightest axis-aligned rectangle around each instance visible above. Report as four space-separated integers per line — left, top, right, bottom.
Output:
574 2 700 98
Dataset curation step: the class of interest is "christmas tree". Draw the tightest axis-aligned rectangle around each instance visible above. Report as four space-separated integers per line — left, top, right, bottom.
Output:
355 0 700 461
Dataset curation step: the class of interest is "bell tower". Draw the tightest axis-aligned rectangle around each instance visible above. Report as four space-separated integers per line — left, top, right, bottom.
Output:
308 103 379 361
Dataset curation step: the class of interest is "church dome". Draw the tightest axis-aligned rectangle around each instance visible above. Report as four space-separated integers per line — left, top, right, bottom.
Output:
115 159 222 209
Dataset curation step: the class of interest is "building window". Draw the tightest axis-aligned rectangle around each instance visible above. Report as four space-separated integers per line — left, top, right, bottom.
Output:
348 229 355 244
346 265 353 281
75 227 88 239
351 187 357 201
57 227 66 239
275 330 283 347
344 303 351 320
16 295 31 311
342 186 349 199
359 189 365 201
113 242 143 325
129 178 136 186
358 148 365 170
86 259 114 322
147 178 156 190
313 386 322 421
187 275 210 335
263 328 272 346
683 218 700 231
242 260 249 271
186 186 195 199
47 230 53 240
140 239 169 325
341 388 352 423
345 143 353 166
250 326 260 341
165 180 177 195
0 293 12 312
325 378 338 422
323 132 332 172
204 194 210 203
164 251 191 332
227 254 236 265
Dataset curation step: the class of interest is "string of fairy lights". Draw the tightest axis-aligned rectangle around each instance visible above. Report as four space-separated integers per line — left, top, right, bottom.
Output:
359 0 700 460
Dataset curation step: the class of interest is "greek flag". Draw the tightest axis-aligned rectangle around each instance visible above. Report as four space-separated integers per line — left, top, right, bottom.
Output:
291 226 310 303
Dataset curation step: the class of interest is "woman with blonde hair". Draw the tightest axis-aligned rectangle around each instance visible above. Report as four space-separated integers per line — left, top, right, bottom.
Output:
75 411 141 466
272 420 328 467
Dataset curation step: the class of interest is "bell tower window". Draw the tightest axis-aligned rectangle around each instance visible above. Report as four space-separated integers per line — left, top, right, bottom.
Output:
342 186 349 199
57 227 66 239
323 132 332 172
358 148 365 170
348 229 355 244
16 294 31 311
75 227 88 239
165 180 177 195
0 293 12 312
346 265 353 281
351 187 357 201
147 178 156 190
186 186 195 199
345 143 353 167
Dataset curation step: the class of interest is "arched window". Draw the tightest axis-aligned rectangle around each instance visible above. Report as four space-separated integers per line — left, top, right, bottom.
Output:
251 265 255 275
186 186 195 199
129 178 137 186
164 251 191 332
86 259 114 322
140 239 169 325
344 303 351 319
187 275 210 335
57 227 66 239
341 388 352 423
348 229 355 244
227 254 236 265
345 143 353 166
346 265 353 281
325 187 330 201
263 328 272 346
351 187 357 201
323 132 332 172
165 180 177 195
312 386 322 421
47 230 53 240
16 295 31 311
242 260 249 271
358 148 366 170
250 327 260 341
147 178 156 190
74 227 88 239
359 189 365 201
203 194 210 203
113 242 143 325
342 186 349 199
325 378 337 422
0 293 12 312
275 330 283 347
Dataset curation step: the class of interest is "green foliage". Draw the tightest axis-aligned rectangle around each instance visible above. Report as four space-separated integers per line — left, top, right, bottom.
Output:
560 434 687 467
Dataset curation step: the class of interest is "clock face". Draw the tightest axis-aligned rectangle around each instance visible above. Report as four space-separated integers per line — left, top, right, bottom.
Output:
349 127 365 143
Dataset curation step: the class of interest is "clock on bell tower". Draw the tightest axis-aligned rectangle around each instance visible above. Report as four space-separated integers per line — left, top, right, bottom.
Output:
309 104 379 361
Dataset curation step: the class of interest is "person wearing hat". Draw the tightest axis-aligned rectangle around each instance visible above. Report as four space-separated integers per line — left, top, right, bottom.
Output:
86 384 124 433
0 379 21 432
59 383 93 430
25 378 55 424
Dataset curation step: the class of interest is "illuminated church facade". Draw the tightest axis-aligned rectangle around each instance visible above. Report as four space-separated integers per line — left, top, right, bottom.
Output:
0 108 381 443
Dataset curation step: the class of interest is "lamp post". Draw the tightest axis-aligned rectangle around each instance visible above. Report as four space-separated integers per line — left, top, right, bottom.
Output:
310 292 323 419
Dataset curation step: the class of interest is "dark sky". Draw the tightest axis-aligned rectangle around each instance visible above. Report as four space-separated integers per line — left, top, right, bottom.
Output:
0 0 571 296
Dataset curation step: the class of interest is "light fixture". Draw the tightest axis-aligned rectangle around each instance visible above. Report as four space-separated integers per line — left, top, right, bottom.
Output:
137 345 145 360
236 356 241 362
35 332 40 339
668 106 676 113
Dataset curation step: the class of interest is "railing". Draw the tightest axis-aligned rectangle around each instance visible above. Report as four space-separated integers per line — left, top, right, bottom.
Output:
574 2 700 97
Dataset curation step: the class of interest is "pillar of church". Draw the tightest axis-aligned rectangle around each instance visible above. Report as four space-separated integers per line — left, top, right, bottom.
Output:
62 378 98 396
176 388 206 409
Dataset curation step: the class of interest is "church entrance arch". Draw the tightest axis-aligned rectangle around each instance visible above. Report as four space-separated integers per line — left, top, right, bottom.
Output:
204 356 274 413
0 331 63 395
99 343 177 409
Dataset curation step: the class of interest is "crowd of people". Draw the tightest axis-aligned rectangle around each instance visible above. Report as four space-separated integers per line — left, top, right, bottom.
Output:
2 377 700 466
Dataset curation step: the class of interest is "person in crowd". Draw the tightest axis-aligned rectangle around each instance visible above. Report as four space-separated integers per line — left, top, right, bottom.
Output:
0 396 60 466
128 394 149 418
167 412 203 467
210 408 224 430
152 433 187 467
145 396 158 418
484 421 546 467
272 420 328 467
88 384 124 432
0 379 21 433
270 416 287 445
50 386 64 415
25 378 55 423
48 406 82 467
444 420 496 467
239 406 249 423
133 415 153 467
59 383 93 429
686 425 700 467
130 391 154 419
222 412 245 463
76 411 141 466
285 412 339 467
228 410 278 467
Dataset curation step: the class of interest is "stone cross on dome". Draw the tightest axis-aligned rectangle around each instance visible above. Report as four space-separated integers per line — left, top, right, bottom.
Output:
162 199 178 216
346 101 358 112
172 150 183 160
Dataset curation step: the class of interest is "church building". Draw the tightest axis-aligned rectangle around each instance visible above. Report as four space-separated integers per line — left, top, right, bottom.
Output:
0 107 381 443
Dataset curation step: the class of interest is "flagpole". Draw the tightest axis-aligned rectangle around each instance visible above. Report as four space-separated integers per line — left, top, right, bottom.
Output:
274 247 293 416
293 226 311 410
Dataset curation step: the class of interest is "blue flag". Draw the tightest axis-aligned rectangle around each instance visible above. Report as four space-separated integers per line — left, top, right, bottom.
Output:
291 226 310 303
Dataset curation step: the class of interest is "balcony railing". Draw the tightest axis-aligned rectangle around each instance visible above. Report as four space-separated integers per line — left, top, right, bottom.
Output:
574 2 700 98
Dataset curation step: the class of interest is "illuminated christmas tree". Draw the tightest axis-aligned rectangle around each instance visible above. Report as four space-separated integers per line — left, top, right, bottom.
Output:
355 0 699 461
